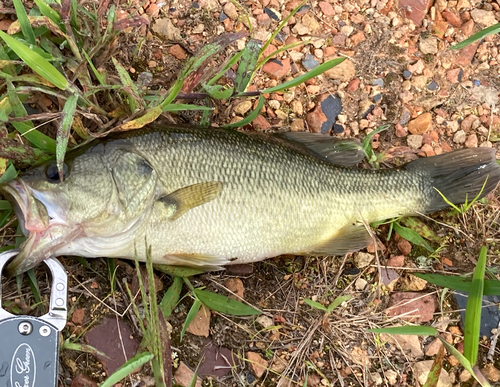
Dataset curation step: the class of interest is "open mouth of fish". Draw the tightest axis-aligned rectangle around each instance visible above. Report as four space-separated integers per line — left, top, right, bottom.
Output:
2 180 80 275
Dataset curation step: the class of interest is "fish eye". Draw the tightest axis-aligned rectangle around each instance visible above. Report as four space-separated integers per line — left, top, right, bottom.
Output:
45 163 69 183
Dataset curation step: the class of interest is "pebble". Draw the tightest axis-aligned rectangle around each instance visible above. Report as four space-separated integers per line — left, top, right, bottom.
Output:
402 70 412 79
290 119 305 131
397 0 433 25
290 100 303 115
264 7 280 21
446 68 463 83
234 100 252 115
354 252 374 268
292 23 309 35
340 25 354 37
325 59 356 82
350 31 365 46
461 114 478 131
318 1 335 16
465 133 478 147
373 93 382 103
453 130 467 144
412 75 428 89
419 37 438 54
223 2 238 20
333 123 344 133
385 370 398 385
482 364 500 382
372 78 384 87
408 113 432 134
470 9 498 27
247 352 268 378
169 44 187 60
407 135 423 149
355 277 368 291
427 80 439 91
302 13 320 32
252 115 271 130
302 53 320 70
152 18 181 40
262 58 291 79
442 9 462 27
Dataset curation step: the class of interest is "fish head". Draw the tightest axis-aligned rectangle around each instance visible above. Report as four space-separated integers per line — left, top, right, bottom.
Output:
1 143 157 275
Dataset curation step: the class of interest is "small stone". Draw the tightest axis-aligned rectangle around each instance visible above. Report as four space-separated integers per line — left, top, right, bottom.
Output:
175 363 202 387
402 134 423 149
354 252 374 268
387 293 437 323
459 369 472 383
292 23 309 35
370 372 383 386
225 278 244 298
427 80 439 91
408 113 432 135
262 58 290 79
397 238 413 255
347 78 360 92
412 75 428 89
301 13 320 32
331 33 347 46
403 70 412 79
152 18 181 40
169 44 187 60
234 100 252 115
333 123 344 133
413 361 452 387
71 374 97 387
419 37 439 54
442 9 462 27
146 3 159 17
403 274 428 291
372 78 384 87
256 13 272 28
408 60 425 75
192 23 204 34
398 0 433 25
425 338 443 356
325 59 355 81
355 277 368 291
387 255 405 267
350 31 365 46
72 309 85 325
465 133 478 147
470 9 498 27
399 107 411 125
453 130 467 144
290 100 303 116
482 364 500 382
223 2 238 20
256 315 274 329
380 333 424 357
340 25 354 37
385 369 398 385
0 19 13 31
186 305 210 337
290 119 305 131
446 68 463 83
264 7 280 21
461 114 478 131
302 53 320 70
318 1 335 16
252 115 271 130
247 352 268 378
373 93 382 103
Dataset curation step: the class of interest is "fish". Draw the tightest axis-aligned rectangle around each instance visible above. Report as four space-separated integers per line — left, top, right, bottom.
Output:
1 126 500 275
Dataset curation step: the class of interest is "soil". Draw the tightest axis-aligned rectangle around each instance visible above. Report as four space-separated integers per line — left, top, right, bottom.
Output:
1 0 500 386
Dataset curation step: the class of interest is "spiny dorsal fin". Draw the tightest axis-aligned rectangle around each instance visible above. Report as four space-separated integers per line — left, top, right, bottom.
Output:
278 132 365 167
310 223 373 256
159 181 223 221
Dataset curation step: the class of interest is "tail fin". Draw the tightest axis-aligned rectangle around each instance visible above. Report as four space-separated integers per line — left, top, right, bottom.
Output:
405 148 500 213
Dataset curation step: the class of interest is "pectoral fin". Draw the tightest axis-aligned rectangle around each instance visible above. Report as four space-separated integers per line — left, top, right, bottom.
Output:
311 223 373 256
159 181 223 221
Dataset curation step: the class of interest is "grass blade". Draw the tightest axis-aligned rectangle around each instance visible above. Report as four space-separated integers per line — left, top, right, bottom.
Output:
12 0 36 45
393 222 434 252
303 298 328 312
235 39 261 93
56 93 78 180
162 104 213 112
0 163 17 184
194 288 260 316
463 246 487 366
0 137 50 165
100 352 154 387
261 58 345 94
222 94 264 129
181 299 201 341
414 273 500 296
112 57 141 112
451 23 500 50
159 276 183 317
368 326 438 336
34 0 62 24
400 217 441 243
0 31 68 90
327 295 352 312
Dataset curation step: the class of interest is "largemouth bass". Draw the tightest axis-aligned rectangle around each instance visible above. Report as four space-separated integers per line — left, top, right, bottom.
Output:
2 126 499 275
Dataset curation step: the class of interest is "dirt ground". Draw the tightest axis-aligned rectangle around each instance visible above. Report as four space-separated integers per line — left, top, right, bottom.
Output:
2 0 500 386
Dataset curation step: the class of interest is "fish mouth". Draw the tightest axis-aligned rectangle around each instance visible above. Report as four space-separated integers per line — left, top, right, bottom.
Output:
1 180 79 275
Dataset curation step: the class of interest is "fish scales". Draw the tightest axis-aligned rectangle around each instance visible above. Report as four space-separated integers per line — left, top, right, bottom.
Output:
2 126 499 274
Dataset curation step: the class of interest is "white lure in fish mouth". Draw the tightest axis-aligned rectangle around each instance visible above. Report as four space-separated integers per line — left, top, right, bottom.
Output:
1 179 81 276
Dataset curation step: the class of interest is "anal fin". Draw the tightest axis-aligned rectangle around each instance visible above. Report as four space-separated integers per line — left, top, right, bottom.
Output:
163 253 228 270
311 223 373 256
